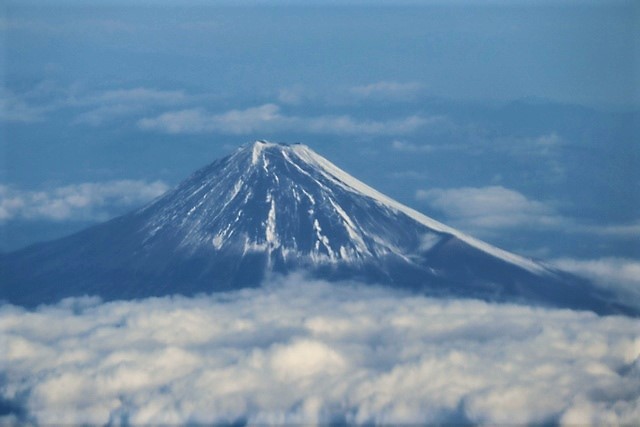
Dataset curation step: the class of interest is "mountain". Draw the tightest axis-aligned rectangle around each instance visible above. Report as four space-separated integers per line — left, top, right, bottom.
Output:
0 141 636 315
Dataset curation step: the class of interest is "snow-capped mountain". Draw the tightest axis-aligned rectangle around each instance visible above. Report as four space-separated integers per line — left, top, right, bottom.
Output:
1 141 636 315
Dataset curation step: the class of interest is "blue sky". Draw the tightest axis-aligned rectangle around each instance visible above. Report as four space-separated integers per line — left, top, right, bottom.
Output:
1 0 639 267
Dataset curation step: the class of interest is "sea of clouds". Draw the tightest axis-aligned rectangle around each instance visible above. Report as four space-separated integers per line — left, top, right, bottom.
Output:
1 275 639 425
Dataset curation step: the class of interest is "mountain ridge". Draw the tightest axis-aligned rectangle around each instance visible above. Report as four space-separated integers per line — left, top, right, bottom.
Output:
1 140 636 316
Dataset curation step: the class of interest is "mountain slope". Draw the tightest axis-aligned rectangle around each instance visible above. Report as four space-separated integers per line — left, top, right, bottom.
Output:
0 141 635 315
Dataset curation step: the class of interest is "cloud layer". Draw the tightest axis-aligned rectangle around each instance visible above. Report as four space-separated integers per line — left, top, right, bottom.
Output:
552 257 640 307
416 185 562 230
1 277 638 425
0 180 169 222
138 104 431 135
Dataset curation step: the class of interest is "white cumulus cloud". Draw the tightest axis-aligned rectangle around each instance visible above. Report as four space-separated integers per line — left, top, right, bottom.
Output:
415 186 640 240
0 180 169 222
416 185 564 231
0 277 638 425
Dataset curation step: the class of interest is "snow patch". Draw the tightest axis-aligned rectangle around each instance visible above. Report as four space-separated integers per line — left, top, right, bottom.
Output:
243 236 267 254
266 198 279 247
419 233 441 251
300 188 316 205
252 141 265 165
328 198 369 255
212 234 224 249
313 219 335 261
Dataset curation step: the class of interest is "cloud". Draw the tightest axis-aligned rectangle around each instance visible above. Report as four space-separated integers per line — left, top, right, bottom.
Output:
388 170 429 180
277 85 308 105
73 104 144 126
0 17 59 34
498 132 565 155
137 105 282 135
0 180 169 222
0 277 638 425
89 88 188 105
73 87 189 126
138 104 431 135
416 186 564 230
305 112 429 135
535 132 562 147
350 81 424 101
552 257 640 306
391 140 435 152
0 90 48 123
415 186 640 242
575 221 640 238
404 129 566 158
1 83 192 126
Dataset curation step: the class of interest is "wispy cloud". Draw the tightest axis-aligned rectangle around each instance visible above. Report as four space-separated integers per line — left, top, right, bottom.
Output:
497 132 565 153
502 132 567 162
137 105 281 134
73 104 143 126
535 132 562 147
72 87 189 126
275 81 425 106
574 221 640 238
0 17 60 34
0 180 169 222
0 89 49 123
1 82 192 126
552 257 640 306
388 170 429 180
350 81 424 101
138 104 432 135
1 278 637 425
395 128 566 158
391 140 436 153
277 85 308 105
90 88 188 105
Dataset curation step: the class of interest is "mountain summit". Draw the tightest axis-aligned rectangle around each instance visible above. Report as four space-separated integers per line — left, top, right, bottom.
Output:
1 141 636 315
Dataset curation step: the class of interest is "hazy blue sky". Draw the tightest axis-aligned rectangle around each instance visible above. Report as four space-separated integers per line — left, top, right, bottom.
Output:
1 0 639 266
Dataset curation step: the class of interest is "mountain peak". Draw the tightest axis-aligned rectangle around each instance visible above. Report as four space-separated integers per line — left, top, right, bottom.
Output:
1 140 636 316
225 141 548 275
248 139 298 165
